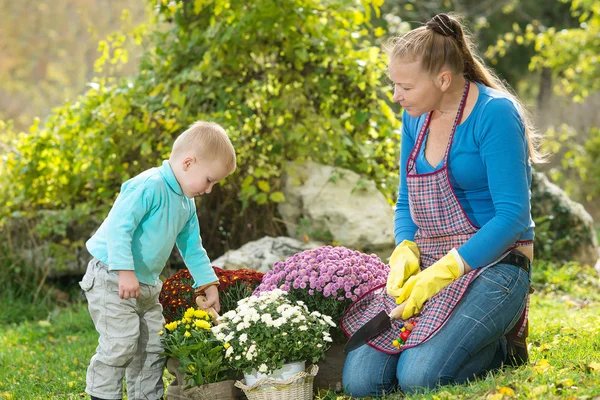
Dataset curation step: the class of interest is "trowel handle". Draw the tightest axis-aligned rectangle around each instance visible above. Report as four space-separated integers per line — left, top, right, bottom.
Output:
389 303 406 320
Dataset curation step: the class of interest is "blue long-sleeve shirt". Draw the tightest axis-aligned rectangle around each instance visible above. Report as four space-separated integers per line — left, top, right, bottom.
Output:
394 82 534 268
86 160 217 287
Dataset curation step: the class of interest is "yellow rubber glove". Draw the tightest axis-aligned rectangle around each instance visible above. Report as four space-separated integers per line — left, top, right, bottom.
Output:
386 240 421 297
395 249 465 320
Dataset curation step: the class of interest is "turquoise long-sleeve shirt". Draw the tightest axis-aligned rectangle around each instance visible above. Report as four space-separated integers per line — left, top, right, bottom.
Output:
86 160 217 287
394 82 535 268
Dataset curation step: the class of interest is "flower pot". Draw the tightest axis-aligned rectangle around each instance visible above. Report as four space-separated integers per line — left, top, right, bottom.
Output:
243 360 306 387
314 342 346 392
166 358 243 400
235 364 319 400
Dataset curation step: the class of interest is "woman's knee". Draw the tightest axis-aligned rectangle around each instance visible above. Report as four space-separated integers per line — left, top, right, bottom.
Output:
396 364 442 394
342 345 398 398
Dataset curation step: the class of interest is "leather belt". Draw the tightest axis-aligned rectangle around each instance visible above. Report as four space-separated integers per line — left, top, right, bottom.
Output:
496 249 531 274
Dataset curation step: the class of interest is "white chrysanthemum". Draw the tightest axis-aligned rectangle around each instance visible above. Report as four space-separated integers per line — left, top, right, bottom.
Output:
225 346 234 357
236 322 246 331
322 315 336 327
239 333 248 343
260 314 273 323
258 364 268 373
299 325 308 331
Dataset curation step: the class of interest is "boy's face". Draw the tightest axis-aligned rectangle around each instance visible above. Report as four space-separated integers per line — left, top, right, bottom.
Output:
178 156 230 198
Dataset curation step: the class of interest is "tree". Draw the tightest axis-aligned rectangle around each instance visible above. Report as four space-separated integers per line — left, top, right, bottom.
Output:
0 0 401 283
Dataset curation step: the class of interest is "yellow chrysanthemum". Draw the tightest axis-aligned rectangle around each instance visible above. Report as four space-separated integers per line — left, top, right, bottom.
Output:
157 330 164 335
184 331 191 338
194 320 211 330
165 322 178 331
194 309 208 319
184 308 195 319
224 342 231 349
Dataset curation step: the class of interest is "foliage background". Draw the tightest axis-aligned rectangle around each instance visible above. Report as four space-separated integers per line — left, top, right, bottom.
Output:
1 0 599 311
1 1 600 399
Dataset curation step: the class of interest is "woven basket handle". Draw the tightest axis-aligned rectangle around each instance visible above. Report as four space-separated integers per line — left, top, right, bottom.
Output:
234 364 319 391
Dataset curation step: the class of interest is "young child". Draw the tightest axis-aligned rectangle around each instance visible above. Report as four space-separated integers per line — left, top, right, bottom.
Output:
79 121 236 400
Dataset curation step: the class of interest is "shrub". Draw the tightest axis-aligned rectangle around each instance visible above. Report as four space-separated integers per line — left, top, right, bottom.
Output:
0 0 400 292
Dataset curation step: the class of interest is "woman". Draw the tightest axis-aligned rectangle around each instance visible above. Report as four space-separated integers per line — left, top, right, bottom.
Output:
341 13 542 396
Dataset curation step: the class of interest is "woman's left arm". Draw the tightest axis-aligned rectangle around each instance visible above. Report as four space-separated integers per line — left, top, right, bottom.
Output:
457 97 532 270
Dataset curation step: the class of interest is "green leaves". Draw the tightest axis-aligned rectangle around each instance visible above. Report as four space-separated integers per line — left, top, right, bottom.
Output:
0 0 402 273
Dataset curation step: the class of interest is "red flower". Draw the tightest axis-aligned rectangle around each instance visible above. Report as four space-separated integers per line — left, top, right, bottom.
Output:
159 266 264 323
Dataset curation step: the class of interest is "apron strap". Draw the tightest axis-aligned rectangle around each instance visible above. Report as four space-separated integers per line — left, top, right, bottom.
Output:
407 81 471 173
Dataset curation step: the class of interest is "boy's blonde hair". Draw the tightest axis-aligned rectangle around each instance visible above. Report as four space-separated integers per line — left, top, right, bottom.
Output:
171 121 236 173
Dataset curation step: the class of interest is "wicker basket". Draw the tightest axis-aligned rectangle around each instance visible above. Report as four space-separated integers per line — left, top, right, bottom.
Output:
234 364 319 400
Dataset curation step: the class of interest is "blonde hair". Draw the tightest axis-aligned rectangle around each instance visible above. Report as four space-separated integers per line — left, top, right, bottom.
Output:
171 121 237 173
385 13 544 163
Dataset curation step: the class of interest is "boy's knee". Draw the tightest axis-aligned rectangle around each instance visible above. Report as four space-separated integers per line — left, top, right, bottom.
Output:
98 340 138 367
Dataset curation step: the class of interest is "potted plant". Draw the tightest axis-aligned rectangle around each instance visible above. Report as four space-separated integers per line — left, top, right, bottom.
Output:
253 245 390 391
160 266 264 323
160 306 243 400
212 289 335 399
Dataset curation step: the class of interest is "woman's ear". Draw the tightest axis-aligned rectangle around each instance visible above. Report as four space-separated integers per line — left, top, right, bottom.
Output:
437 70 453 92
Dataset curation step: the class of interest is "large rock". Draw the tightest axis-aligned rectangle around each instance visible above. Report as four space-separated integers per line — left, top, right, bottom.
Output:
211 236 322 273
531 171 599 266
278 161 396 258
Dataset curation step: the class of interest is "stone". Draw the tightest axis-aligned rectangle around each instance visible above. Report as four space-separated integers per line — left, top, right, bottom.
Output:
531 171 599 266
211 236 322 273
278 161 396 259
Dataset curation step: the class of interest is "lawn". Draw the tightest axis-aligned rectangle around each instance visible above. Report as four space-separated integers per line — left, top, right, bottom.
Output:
1 262 599 399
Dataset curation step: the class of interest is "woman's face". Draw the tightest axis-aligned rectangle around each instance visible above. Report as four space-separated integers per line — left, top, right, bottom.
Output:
389 57 441 117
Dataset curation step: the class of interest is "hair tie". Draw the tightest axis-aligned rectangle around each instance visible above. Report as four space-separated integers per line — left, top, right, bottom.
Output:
426 14 458 41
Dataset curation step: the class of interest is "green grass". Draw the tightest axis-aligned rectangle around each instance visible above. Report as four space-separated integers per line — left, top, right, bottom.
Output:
1 262 599 399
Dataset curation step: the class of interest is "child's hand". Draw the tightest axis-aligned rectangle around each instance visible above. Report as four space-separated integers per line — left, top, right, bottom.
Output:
202 285 221 313
118 270 140 299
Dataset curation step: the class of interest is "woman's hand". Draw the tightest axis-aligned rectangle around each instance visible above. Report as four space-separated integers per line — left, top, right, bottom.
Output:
386 240 421 297
395 249 465 319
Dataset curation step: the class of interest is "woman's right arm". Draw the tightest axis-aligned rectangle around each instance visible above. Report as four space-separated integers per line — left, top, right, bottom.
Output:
394 111 419 245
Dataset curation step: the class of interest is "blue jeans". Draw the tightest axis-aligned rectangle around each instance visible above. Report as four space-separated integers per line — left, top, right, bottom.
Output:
342 262 530 397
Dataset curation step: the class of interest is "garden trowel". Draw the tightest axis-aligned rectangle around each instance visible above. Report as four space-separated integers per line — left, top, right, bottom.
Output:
343 303 405 353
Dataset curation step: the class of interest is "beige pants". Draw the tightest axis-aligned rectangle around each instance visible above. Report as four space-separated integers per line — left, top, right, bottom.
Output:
80 258 165 400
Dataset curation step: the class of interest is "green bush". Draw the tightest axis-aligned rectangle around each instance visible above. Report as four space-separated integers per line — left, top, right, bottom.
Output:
0 0 400 291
